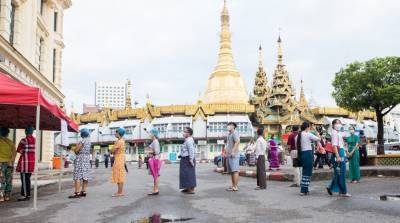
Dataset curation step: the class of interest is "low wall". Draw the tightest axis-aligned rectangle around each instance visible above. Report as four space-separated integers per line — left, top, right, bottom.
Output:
368 155 400 166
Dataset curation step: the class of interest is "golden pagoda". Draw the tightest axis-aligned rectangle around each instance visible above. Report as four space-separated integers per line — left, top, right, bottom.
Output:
203 0 248 105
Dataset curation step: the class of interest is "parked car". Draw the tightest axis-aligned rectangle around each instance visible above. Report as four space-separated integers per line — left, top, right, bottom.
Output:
214 154 246 167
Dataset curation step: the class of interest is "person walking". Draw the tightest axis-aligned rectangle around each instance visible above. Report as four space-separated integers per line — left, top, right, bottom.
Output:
138 155 143 169
104 151 110 168
16 126 36 201
179 127 197 194
327 119 351 197
147 128 161 196
68 128 92 199
89 153 93 168
95 152 100 168
347 126 361 183
0 128 16 202
111 128 126 197
268 134 280 170
254 128 267 190
296 122 321 196
287 126 300 187
358 130 368 166
225 122 240 192
313 128 331 169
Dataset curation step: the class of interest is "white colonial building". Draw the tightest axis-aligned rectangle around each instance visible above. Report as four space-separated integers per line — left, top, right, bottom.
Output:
0 0 71 164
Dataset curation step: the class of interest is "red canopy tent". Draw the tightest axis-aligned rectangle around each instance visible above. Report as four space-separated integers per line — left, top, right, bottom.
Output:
0 72 79 209
0 73 78 132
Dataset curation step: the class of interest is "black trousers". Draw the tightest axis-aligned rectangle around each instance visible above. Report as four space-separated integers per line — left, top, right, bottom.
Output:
256 155 267 189
314 153 331 168
20 173 32 197
105 159 109 168
360 145 368 166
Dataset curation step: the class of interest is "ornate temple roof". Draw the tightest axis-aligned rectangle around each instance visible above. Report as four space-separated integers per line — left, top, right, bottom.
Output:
252 45 270 108
203 0 248 105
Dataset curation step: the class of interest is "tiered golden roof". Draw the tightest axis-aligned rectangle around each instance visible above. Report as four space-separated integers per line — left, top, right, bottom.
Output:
252 46 270 108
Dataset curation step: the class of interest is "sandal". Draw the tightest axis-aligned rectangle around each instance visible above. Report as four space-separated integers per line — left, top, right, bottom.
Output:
80 191 87 197
147 192 159 196
112 193 125 197
68 192 81 199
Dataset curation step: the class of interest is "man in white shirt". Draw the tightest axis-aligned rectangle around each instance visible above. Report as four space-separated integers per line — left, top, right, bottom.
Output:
255 128 267 190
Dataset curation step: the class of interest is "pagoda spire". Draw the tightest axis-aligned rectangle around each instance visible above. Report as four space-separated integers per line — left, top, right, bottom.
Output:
299 79 309 110
267 34 296 114
252 45 269 108
203 0 248 104
277 34 283 66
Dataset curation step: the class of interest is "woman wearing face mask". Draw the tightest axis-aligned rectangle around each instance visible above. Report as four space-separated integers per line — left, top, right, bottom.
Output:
327 119 351 197
147 128 161 196
346 126 360 183
111 128 126 197
295 122 321 196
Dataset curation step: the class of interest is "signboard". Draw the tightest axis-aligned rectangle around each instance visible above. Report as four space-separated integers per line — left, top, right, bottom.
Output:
217 140 225 145
198 140 207 146
94 145 101 151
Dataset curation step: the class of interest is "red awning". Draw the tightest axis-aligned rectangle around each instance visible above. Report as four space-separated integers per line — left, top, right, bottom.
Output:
0 72 79 132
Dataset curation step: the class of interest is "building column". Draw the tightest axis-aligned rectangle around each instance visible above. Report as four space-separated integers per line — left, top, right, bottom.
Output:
11 0 21 49
0 0 11 40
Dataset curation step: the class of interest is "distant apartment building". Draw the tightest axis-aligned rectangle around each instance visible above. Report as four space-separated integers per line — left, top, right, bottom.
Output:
95 80 132 109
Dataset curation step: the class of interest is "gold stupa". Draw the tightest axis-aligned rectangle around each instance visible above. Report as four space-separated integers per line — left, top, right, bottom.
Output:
203 0 248 105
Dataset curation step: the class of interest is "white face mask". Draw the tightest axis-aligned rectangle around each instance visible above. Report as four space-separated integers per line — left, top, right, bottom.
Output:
334 124 342 131
350 129 355 134
227 125 233 131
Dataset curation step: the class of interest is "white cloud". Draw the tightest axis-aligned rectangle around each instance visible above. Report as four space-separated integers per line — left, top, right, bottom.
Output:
62 0 400 112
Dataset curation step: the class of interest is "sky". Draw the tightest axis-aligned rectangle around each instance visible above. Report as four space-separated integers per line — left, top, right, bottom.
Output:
62 0 400 113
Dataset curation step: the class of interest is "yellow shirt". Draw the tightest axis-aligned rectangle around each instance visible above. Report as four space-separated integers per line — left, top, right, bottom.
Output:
0 137 15 162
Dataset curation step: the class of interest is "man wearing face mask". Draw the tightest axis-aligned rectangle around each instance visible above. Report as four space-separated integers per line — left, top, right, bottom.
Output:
225 122 240 192
179 127 197 194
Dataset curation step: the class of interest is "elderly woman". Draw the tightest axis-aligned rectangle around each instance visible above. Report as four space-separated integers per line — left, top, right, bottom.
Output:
0 127 17 202
147 128 161 196
179 127 197 194
111 128 126 197
16 126 36 201
69 128 92 199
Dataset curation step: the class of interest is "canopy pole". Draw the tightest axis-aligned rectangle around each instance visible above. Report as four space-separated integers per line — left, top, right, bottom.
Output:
58 145 64 192
33 104 40 210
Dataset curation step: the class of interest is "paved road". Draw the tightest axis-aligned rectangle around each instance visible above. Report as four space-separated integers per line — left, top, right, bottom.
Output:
1 163 399 223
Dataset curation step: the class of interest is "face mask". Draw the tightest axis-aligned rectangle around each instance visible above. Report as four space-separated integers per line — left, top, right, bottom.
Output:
227 125 233 131
350 130 355 134
334 124 342 131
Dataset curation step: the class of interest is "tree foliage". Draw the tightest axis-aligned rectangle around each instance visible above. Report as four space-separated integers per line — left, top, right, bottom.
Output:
332 57 400 114
332 56 400 154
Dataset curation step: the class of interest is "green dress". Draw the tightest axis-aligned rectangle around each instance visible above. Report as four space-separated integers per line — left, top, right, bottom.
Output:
346 134 360 181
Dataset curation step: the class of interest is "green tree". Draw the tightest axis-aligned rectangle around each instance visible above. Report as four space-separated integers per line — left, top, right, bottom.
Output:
332 57 400 155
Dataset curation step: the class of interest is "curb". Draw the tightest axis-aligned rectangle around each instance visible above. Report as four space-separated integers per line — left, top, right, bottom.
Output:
214 168 292 182
214 167 400 181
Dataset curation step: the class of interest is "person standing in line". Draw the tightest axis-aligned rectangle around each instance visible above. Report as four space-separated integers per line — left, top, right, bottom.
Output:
16 126 36 201
358 130 368 166
0 128 16 202
296 122 321 196
225 122 240 192
111 128 126 197
346 126 361 183
179 127 197 194
324 138 334 169
68 128 92 199
287 126 300 187
313 127 331 169
110 153 115 167
268 134 280 171
254 128 267 190
327 119 351 197
147 128 161 196
104 151 110 168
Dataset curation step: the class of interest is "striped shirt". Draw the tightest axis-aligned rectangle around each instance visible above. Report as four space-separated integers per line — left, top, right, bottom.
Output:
16 135 36 173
